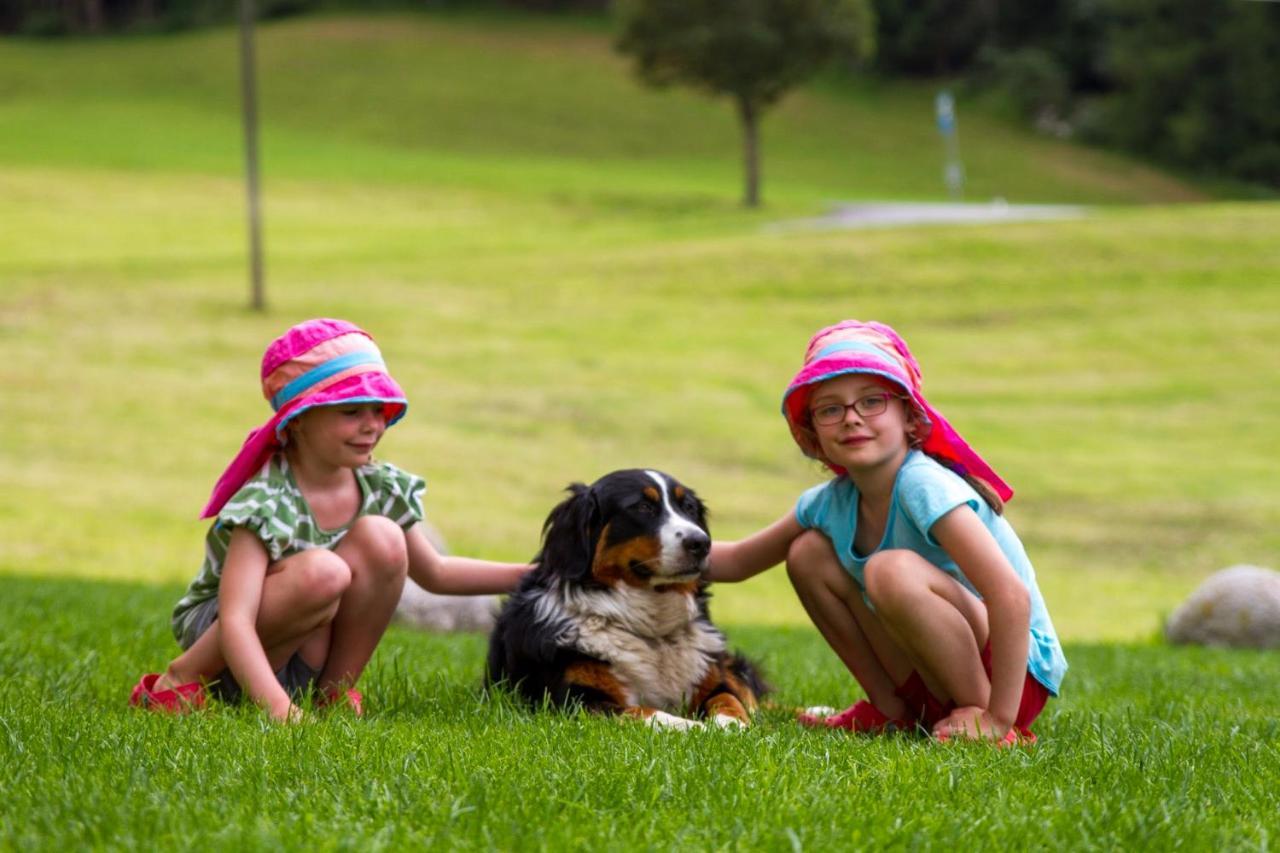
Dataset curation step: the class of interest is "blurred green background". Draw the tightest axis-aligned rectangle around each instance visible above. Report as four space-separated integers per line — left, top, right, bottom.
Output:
2 10 1277 642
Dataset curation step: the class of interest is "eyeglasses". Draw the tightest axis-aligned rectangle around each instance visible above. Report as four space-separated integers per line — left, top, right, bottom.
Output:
810 393 902 426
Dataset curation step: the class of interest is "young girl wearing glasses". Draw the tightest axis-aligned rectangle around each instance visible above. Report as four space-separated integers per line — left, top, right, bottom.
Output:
708 320 1066 744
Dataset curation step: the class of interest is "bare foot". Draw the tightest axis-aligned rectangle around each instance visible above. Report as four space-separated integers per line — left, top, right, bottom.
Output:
932 705 1009 741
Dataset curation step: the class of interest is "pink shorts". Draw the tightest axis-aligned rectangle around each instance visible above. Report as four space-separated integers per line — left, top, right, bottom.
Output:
894 643 1050 736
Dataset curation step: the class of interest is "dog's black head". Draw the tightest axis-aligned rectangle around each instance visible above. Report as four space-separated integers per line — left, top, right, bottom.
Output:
536 469 710 591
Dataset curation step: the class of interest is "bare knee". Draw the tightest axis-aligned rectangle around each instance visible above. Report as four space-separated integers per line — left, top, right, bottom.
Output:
344 515 409 581
786 529 838 589
863 549 921 611
294 549 353 609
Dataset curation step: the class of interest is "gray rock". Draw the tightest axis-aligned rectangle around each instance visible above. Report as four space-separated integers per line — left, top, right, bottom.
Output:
1165 565 1280 649
394 520 499 633
396 579 498 633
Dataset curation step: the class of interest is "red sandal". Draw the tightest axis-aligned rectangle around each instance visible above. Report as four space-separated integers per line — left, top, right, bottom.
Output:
797 700 910 734
318 687 363 717
129 673 206 713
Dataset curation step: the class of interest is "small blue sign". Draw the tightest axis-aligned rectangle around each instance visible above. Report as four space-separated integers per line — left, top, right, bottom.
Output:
935 91 956 135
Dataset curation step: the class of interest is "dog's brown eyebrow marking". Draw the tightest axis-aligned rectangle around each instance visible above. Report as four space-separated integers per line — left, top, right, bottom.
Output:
642 486 660 502
673 486 686 501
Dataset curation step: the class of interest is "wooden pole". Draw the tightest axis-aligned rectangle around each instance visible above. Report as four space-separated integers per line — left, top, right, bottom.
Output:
239 0 265 311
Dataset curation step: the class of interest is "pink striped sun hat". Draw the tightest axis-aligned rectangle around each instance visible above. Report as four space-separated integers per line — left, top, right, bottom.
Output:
781 320 1013 502
200 318 408 518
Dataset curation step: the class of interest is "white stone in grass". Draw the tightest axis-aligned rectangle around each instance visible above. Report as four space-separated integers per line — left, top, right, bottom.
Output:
393 520 499 633
803 706 837 718
1165 565 1280 649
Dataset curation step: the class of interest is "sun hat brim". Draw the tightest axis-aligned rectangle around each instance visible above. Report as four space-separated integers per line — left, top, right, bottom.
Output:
781 337 1013 502
200 371 407 519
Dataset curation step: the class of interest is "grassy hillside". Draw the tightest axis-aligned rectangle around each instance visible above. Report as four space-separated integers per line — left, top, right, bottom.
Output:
2 12 1277 645
0 13 1204 207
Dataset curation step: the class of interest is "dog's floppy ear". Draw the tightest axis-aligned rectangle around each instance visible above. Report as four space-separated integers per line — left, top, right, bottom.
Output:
539 482 599 581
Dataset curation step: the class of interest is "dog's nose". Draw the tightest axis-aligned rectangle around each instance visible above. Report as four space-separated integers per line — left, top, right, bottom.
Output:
681 533 710 561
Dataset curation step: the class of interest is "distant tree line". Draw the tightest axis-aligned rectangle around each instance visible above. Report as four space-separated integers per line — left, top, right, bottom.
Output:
869 0 1280 189
5 0 1276 189
0 0 293 34
0 0 604 34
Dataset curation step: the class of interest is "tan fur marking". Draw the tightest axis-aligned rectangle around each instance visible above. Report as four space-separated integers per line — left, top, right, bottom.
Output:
673 485 686 501
590 523 624 583
724 670 759 712
691 662 758 717
705 693 750 724
642 486 660 502
563 661 630 707
691 665 719 710
593 532 663 588
621 706 658 721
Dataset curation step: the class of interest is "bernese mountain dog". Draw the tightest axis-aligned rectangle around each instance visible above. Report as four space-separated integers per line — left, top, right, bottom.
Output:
486 469 765 730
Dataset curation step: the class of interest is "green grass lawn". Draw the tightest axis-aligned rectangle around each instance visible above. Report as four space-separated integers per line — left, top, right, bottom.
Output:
2 9 1279 848
3 576 1278 848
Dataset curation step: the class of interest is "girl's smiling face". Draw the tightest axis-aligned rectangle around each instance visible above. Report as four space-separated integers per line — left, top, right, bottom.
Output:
808 374 913 474
289 403 387 469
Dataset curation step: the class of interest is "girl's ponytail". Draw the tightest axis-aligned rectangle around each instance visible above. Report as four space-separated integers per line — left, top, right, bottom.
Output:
907 413 1004 515
961 471 1005 515
923 449 1005 515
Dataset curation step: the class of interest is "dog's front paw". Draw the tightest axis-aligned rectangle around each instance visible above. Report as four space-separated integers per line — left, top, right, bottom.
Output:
645 711 705 731
711 714 748 731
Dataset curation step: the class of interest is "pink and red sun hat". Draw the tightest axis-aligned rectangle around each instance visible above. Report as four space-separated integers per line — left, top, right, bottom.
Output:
200 318 408 518
780 320 1013 502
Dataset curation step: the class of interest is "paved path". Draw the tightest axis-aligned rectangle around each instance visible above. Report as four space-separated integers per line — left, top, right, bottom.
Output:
771 200 1087 231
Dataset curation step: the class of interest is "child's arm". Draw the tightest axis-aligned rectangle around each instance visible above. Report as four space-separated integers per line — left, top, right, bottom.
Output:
405 522 532 594
930 507 1031 739
706 511 805 583
218 527 298 721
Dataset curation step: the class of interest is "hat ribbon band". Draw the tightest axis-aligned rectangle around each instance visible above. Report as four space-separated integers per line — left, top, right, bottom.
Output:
271 351 386 412
812 339 900 367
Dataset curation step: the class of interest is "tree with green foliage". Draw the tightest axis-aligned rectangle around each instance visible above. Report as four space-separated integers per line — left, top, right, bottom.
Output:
615 0 874 207
870 0 992 76
1094 0 1280 187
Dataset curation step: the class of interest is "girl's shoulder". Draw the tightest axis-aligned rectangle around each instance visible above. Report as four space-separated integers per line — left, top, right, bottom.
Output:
356 460 427 527
220 454 298 513
211 456 308 559
359 459 424 488
894 451 985 524
897 450 967 491
796 475 856 527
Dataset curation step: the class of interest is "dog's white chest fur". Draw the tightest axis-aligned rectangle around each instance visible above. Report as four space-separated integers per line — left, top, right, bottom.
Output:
556 584 726 709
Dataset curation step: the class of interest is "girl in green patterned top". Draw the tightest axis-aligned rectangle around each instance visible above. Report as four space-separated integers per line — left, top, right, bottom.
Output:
130 319 531 721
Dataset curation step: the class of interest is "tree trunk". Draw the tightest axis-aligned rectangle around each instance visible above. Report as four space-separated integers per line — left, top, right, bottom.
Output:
80 0 103 32
239 0 266 311
736 95 760 208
